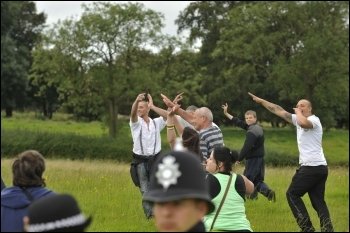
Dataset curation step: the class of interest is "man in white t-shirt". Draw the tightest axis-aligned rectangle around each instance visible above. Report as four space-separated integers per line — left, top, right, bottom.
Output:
248 92 334 232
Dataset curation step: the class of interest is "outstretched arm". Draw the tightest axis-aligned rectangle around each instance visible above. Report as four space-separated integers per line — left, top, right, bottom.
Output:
248 92 292 124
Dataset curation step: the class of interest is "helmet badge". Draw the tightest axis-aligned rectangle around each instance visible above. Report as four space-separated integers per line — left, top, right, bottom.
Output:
156 155 182 190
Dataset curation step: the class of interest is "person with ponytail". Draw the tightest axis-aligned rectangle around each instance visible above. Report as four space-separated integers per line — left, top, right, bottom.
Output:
204 146 254 232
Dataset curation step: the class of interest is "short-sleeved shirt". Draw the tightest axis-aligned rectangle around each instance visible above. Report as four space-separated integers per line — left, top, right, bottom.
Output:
199 126 224 160
292 114 327 166
130 116 166 156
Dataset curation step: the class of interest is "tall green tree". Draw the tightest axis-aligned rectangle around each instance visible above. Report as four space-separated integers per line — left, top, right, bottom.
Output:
176 1 254 120
81 2 163 137
180 1 348 128
1 1 46 116
41 2 163 137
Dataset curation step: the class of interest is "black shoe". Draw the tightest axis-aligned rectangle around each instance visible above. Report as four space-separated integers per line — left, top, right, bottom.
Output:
267 190 276 202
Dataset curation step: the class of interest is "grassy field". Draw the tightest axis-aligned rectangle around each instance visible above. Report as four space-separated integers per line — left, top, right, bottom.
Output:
1 159 348 232
1 112 349 231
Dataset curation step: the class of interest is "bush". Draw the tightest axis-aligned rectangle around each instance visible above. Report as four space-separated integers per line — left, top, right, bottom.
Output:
2 129 133 162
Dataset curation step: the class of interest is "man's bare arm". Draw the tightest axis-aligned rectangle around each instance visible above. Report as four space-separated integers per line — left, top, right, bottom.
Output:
131 94 144 123
148 94 168 119
248 92 292 124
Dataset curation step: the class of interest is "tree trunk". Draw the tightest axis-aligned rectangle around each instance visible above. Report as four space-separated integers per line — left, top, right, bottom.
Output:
108 97 118 138
5 107 12 117
43 101 48 117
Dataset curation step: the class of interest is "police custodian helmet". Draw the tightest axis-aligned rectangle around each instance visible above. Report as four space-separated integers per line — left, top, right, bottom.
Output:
143 150 215 214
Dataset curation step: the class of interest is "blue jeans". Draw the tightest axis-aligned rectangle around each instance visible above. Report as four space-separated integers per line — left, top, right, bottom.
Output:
137 162 153 218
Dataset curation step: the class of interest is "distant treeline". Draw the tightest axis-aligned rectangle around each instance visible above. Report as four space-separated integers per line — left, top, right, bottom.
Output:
1 1 349 139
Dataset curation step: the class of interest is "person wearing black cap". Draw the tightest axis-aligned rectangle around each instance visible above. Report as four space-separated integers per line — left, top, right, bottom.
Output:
204 146 254 232
143 150 215 232
23 193 92 232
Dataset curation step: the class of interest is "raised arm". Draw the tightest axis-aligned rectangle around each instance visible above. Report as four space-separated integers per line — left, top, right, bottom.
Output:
222 103 248 130
222 103 233 120
248 92 292 124
130 93 145 123
166 110 177 149
172 104 184 135
148 94 168 120
161 93 194 125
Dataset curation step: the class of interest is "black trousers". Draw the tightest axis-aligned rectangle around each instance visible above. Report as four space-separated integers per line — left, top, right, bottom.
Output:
244 157 272 197
286 166 334 232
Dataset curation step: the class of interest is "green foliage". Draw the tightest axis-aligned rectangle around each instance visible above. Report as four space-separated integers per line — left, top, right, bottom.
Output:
2 129 128 161
177 1 349 129
1 1 46 116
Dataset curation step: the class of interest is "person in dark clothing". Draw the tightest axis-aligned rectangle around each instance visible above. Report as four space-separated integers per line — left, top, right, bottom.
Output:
222 103 275 202
1 150 55 232
1 177 5 191
143 149 214 232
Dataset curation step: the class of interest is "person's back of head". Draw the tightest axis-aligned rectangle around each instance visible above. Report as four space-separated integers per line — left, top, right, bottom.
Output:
212 146 238 172
12 150 46 187
182 127 200 157
24 193 92 232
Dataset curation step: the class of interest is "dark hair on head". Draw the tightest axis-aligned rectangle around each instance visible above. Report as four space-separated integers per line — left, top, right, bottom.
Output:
213 146 238 172
12 150 46 187
143 92 149 102
182 127 200 159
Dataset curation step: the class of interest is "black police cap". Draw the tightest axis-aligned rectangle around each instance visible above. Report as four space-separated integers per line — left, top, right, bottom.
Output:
143 150 215 214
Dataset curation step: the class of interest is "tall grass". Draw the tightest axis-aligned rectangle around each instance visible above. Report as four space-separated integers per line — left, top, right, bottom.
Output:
1 159 348 232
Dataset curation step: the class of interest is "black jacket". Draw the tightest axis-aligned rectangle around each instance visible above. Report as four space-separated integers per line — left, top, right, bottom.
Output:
230 117 265 161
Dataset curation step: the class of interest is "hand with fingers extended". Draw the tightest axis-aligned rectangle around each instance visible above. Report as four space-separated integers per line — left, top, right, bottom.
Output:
222 103 233 120
222 103 229 115
173 92 184 105
248 92 263 104
161 93 175 108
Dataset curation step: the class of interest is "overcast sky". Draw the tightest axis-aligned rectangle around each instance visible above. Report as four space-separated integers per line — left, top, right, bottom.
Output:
35 1 192 37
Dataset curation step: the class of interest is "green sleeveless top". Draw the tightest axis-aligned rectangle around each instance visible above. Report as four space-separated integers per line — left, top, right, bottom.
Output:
204 173 252 232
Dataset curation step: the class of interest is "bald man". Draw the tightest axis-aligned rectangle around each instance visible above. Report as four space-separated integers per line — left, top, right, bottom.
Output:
248 92 333 232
